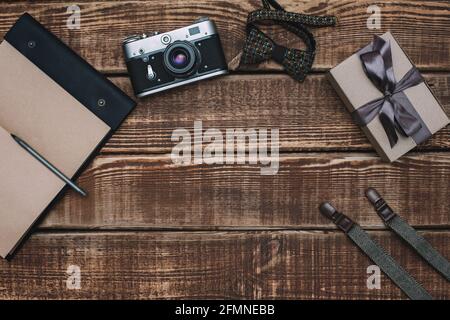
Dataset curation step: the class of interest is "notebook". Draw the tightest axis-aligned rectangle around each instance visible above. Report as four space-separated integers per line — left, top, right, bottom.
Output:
0 13 136 258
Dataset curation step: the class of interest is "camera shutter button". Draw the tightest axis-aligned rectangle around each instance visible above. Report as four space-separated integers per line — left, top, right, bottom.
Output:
161 34 171 45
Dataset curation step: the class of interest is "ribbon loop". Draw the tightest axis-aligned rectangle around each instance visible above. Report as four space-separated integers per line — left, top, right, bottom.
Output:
360 51 389 93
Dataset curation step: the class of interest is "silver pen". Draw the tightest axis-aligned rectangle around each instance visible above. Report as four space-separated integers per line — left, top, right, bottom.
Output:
11 134 87 197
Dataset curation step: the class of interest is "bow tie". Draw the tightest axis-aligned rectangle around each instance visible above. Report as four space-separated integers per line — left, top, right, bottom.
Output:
240 0 337 82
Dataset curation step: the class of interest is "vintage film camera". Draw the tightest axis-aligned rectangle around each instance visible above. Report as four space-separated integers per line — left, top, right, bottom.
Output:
123 17 228 97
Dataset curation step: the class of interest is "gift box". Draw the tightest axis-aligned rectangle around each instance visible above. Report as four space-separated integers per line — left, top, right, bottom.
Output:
327 32 449 162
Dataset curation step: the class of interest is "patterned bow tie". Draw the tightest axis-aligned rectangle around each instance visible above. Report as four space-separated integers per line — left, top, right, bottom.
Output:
240 0 337 82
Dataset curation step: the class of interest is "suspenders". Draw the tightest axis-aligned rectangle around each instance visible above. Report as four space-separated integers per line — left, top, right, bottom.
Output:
320 188 450 300
366 188 450 282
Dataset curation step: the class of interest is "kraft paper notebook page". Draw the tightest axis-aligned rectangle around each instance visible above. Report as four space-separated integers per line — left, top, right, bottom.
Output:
0 13 136 259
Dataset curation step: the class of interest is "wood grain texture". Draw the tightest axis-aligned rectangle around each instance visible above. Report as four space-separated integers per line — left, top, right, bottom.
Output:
0 1 449 72
0 231 448 299
38 152 450 229
103 74 450 154
0 0 449 300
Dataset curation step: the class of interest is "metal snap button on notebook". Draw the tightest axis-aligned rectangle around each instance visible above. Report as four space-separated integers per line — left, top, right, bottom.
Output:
97 98 106 107
27 40 36 48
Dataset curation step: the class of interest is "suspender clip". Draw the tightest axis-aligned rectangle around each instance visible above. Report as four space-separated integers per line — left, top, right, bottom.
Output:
366 188 397 222
319 202 355 233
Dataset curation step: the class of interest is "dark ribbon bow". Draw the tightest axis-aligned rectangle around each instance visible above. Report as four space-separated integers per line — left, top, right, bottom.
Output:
352 35 427 147
240 0 337 82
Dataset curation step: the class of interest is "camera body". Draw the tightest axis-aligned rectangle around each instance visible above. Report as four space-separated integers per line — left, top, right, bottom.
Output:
123 17 228 98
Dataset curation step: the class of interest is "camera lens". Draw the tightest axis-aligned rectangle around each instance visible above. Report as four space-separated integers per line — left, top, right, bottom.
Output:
163 41 200 77
170 49 190 68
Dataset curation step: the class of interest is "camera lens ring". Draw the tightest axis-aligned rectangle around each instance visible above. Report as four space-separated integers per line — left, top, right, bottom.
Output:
163 41 200 77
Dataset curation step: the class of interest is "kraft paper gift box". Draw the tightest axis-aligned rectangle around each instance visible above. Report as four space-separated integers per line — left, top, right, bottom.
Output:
327 32 449 162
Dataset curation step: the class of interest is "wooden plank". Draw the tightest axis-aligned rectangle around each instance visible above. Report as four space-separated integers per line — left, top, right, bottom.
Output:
103 74 450 154
40 152 450 229
0 1 449 72
0 231 448 299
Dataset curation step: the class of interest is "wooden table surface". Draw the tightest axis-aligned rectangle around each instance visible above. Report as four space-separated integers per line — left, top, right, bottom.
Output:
0 0 449 300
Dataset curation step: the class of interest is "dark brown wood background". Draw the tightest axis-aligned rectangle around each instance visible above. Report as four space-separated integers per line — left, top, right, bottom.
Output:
0 0 449 300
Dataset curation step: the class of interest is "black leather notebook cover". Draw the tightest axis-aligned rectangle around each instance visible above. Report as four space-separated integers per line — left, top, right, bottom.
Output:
0 13 136 259
5 13 135 130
